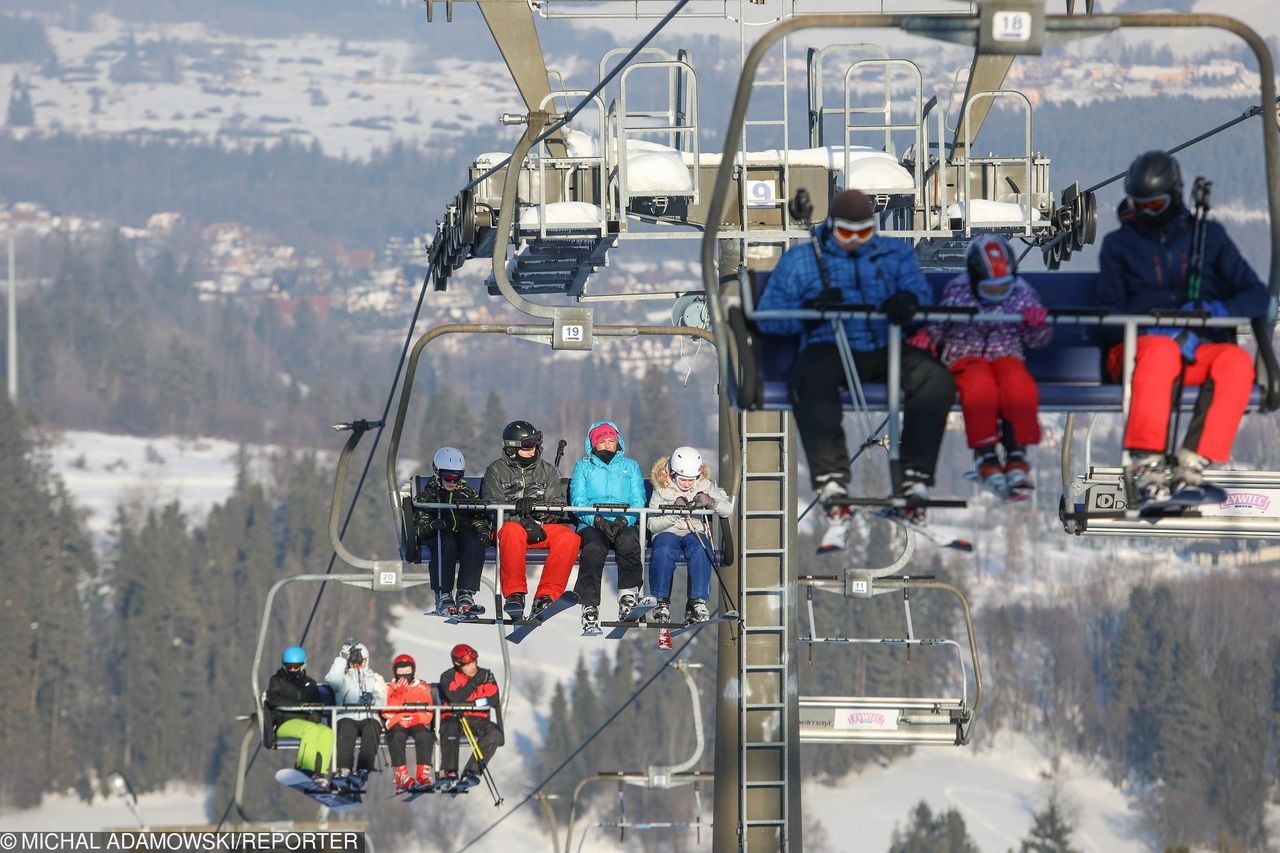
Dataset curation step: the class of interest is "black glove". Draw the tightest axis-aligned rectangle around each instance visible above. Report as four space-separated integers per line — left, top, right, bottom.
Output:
801 288 845 331
514 496 537 518
423 517 447 532
879 291 919 326
359 691 374 704
519 516 547 544
593 514 611 531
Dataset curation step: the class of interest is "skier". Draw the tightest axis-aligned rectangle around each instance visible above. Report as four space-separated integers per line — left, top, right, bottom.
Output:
1098 151 1268 503
480 420 580 619
415 446 490 616
266 645 334 787
382 653 436 792
437 643 503 791
755 188 955 550
324 639 387 790
909 234 1052 502
647 446 733 624
570 420 645 632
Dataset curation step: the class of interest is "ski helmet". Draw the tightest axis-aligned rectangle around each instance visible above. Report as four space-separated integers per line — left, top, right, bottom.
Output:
392 653 416 678
828 189 877 249
669 446 703 481
1124 150 1182 223
502 420 543 466
433 446 466 483
451 643 478 666
282 645 307 666
965 234 1017 303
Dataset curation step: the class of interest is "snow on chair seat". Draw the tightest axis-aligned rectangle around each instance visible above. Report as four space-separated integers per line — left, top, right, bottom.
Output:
685 145 915 195
797 696 970 745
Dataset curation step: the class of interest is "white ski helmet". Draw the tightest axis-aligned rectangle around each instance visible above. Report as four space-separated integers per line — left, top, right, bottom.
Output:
669 446 703 481
433 446 466 476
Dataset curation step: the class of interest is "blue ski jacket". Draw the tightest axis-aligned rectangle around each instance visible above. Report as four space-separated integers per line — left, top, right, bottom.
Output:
1098 205 1268 342
755 224 935 352
570 419 645 529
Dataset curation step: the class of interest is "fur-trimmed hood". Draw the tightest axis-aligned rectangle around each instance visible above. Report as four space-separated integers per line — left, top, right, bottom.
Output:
651 456 712 489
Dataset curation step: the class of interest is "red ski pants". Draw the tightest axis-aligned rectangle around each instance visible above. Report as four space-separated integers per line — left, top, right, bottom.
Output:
496 521 580 599
1120 335 1254 462
950 356 1041 449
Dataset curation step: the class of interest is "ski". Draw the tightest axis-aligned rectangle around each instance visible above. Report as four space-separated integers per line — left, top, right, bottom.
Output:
657 628 672 650
605 596 658 639
666 611 739 638
1139 481 1228 517
505 591 580 644
668 614 737 637
871 507 974 552
275 768 363 812
962 469 1032 502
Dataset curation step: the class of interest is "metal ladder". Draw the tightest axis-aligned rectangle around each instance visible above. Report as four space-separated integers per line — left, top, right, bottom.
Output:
735 0 794 235
736 409 797 850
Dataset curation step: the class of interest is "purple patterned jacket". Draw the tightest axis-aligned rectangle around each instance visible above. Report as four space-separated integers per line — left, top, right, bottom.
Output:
917 274 1053 367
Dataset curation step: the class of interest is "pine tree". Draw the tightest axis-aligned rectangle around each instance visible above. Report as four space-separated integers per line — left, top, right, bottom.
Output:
6 73 34 126
889 800 980 853
1019 797 1080 853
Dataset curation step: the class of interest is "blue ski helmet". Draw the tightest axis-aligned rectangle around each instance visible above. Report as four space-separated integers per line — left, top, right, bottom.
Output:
282 645 307 666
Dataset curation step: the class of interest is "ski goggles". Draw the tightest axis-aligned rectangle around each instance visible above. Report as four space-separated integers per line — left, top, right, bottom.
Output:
394 667 414 679
1130 193 1171 216
284 662 304 671
832 217 876 243
438 469 465 484
504 432 543 449
977 276 1015 302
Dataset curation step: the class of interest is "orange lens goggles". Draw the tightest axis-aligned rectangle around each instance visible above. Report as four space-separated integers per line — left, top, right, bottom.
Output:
833 223 875 242
1131 194 1170 215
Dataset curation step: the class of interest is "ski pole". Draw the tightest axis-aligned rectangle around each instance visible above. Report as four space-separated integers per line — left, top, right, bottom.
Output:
1168 177 1213 460
460 715 504 806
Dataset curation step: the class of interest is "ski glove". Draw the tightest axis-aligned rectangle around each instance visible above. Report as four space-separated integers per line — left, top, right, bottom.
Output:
359 691 374 705
513 497 537 518
423 517 447 532
906 329 935 354
1180 299 1228 317
878 291 919 326
694 491 716 508
519 516 547 544
1179 330 1202 363
801 288 845 331
1022 305 1048 328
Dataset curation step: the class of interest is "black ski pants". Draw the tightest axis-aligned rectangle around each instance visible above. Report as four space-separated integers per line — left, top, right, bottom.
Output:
386 724 436 768
440 716 503 776
428 528 485 594
572 522 643 607
789 343 955 488
335 717 381 772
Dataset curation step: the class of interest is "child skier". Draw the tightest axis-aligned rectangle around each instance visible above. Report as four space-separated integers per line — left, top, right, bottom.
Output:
415 446 490 616
647 446 733 624
909 234 1052 500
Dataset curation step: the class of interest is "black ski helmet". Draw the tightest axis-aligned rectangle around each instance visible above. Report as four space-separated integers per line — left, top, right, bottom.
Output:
1124 150 1183 223
502 420 543 466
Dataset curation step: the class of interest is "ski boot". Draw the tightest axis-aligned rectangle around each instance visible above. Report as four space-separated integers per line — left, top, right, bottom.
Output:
1169 449 1225 505
975 448 1010 500
1126 452 1172 505
436 590 457 617
617 588 640 619
887 469 931 525
308 772 332 792
1003 450 1034 501
816 479 851 554
415 764 433 788
685 598 710 625
393 765 413 793
503 592 526 619
651 598 671 624
581 604 602 636
456 590 477 615
434 771 458 792
530 594 555 618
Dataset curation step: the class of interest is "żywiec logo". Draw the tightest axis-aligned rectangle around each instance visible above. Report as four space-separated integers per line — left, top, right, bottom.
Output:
845 712 889 726
1220 492 1271 511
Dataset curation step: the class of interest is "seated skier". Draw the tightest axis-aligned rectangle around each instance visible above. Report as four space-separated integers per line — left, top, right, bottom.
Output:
383 653 436 792
437 643 503 791
324 639 387 790
266 645 334 789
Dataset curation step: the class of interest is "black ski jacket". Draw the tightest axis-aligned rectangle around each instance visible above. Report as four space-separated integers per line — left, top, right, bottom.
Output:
438 666 503 731
480 455 567 525
415 475 491 539
265 666 325 745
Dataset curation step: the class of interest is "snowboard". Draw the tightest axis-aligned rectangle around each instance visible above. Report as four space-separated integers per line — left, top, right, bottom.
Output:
275 768 363 812
505 591 580 644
